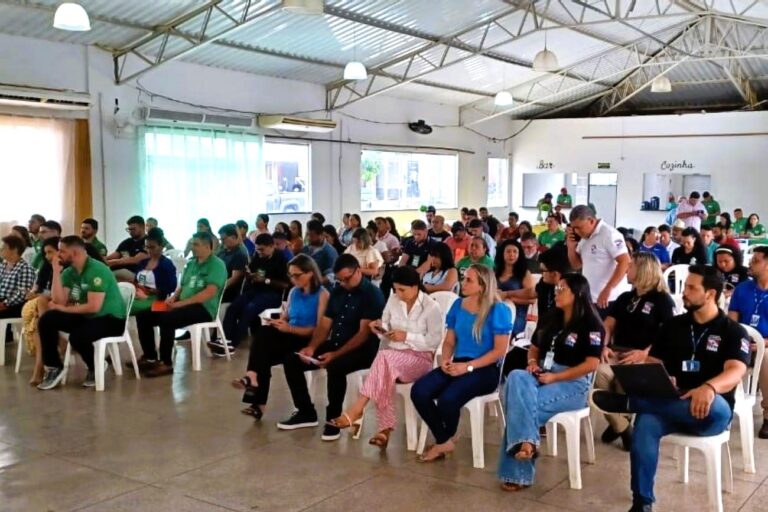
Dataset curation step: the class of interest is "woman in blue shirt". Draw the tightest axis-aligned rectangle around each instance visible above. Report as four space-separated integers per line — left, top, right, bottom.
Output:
497 273 602 492
130 228 178 315
411 264 512 462
638 226 670 266
494 239 535 335
231 254 329 420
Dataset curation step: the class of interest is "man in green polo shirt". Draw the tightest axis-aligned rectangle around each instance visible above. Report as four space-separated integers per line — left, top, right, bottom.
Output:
31 220 61 270
80 218 108 258
702 192 721 226
456 236 495 281
37 236 126 390
135 231 227 377
732 208 747 235
556 187 573 208
537 215 566 250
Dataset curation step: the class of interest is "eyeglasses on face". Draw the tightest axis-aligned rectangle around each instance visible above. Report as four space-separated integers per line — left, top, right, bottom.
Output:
554 284 569 294
288 271 307 279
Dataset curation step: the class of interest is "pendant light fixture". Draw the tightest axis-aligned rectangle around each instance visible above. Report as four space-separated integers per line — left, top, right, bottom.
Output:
532 30 559 72
53 2 91 31
651 75 672 93
343 24 367 81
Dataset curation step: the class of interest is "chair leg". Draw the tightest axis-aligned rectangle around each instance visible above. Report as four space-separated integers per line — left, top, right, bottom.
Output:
218 320 230 361
416 419 429 455
564 418 583 490
723 443 734 494
467 400 486 469
109 343 123 376
124 333 141 380
737 409 756 474
677 446 690 483
0 322 7 366
402 395 418 451
94 341 106 392
583 416 596 464
202 328 213 358
546 422 557 456
189 327 202 371
15 330 24 373
703 444 724 512
62 343 72 385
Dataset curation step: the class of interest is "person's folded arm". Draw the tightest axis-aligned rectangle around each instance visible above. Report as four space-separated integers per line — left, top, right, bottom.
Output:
53 291 105 315
174 284 217 308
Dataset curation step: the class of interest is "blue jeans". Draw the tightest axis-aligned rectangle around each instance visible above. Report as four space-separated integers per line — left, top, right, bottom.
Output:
222 291 282 346
410 363 499 444
497 364 590 485
630 395 733 505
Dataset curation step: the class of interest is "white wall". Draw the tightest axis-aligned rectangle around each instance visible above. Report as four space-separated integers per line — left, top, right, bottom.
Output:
509 112 768 233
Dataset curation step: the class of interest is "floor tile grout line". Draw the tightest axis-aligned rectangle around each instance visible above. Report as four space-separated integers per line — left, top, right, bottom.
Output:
295 474 380 512
68 483 152 512
183 493 246 512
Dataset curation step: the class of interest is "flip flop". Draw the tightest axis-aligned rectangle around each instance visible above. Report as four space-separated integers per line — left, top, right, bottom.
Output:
240 406 264 421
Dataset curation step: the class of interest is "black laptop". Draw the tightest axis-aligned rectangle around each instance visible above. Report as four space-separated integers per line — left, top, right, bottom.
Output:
611 363 679 399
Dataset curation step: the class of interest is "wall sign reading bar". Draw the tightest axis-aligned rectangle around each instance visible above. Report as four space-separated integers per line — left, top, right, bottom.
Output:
537 160 554 169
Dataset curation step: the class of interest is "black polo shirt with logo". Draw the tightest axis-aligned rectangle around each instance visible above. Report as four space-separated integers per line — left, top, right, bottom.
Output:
325 278 385 348
532 309 604 367
113 236 148 272
649 311 750 408
721 266 750 290
402 238 433 269
608 290 676 350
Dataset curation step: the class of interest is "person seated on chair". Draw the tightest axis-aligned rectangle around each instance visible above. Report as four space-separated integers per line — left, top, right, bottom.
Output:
536 246 568 318
345 228 384 281
411 264 511 462
497 273 602 492
9 225 35 264
31 220 61 270
218 234 289 355
596 252 675 452
638 226 671 268
495 239 536 337
468 218 496 259
273 232 294 262
328 266 442 449
236 220 256 258
422 242 458 294
302 220 338 286
591 265 749 512
231 254 329 421
106 215 149 282
671 228 707 266
22 236 60 385
146 217 174 250
277 254 385 442
398 220 433 276
456 236 494 282
0 235 37 320
217 224 248 304
445 221 470 263
36 236 126 390
183 218 220 258
715 246 749 298
79 218 108 258
728 246 768 439
134 231 227 378
129 228 177 317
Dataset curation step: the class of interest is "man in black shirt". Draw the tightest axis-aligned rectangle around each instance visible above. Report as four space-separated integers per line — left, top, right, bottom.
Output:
536 247 568 318
106 215 149 281
592 265 749 512
479 207 501 239
428 215 451 243
216 224 249 303
278 255 385 441
398 220 432 275
221 234 288 350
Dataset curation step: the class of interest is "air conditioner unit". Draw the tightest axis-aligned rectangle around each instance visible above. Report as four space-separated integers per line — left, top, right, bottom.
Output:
141 107 256 128
0 85 91 110
258 115 337 133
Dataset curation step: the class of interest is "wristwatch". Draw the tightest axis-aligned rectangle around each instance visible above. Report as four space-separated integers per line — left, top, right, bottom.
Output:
467 364 475 373
265 278 271 285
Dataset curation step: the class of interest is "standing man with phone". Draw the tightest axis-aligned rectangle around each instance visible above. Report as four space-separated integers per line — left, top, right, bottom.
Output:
567 205 630 318
278 254 384 441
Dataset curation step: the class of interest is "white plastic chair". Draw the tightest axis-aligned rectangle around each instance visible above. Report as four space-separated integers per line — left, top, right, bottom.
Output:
430 291 459 318
62 283 141 391
547 374 597 490
175 291 227 371
663 264 689 295
165 249 187 277
0 317 23 368
734 324 765 474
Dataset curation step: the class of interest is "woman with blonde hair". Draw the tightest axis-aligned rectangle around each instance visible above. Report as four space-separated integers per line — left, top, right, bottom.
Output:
594 251 675 450
344 228 384 279
411 264 512 462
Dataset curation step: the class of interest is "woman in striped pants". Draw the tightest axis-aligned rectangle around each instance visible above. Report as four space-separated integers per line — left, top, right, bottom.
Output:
329 266 443 448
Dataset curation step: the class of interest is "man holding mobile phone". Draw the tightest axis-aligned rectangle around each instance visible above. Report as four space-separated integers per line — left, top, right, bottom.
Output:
278 254 384 441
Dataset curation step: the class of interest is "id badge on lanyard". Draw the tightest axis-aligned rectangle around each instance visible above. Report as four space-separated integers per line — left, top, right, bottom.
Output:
684 325 708 373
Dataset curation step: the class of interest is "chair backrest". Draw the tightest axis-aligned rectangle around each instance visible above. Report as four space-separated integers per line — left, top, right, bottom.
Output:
502 300 516 333
430 291 459 319
117 282 136 330
451 281 461 295
531 273 543 286
671 294 685 315
662 264 689 295
741 324 766 398
165 249 188 276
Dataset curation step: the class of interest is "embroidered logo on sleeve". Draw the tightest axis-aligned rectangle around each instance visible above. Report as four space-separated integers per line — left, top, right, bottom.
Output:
565 334 577 347
93 277 102 286
706 335 721 352
614 239 625 250
740 338 751 354
642 302 654 314
589 331 602 346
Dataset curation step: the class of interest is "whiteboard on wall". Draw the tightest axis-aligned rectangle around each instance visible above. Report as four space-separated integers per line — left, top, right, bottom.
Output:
522 173 566 207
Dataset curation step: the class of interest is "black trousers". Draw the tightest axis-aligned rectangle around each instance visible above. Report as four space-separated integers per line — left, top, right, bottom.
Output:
135 304 211 365
283 339 379 421
39 311 124 371
245 325 310 406
0 303 23 319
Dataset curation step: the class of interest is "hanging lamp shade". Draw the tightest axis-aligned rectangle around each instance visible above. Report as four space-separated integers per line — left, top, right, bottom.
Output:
494 90 514 106
651 75 672 93
532 49 559 72
53 3 91 31
343 61 367 81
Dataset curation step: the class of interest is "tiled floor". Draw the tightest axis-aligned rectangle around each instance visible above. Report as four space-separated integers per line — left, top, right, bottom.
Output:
2 344 767 512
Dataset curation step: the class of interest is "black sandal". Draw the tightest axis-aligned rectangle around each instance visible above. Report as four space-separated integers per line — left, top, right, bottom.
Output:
240 405 264 421
231 376 254 390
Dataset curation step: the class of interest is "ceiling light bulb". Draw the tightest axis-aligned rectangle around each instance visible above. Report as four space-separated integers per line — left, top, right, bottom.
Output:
343 61 367 81
53 3 91 31
533 49 559 72
494 91 514 106
651 75 672 93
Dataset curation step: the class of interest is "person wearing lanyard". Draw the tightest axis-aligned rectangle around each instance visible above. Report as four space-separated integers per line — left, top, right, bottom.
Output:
728 246 768 438
591 265 749 512
497 273 602 492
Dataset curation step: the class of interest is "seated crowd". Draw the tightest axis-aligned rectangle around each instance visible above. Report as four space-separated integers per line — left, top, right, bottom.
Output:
2 192 767 512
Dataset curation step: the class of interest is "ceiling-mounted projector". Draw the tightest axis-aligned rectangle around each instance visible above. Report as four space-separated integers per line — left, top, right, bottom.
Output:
408 119 432 135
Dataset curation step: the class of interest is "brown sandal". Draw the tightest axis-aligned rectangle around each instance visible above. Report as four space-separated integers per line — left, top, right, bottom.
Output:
501 482 530 492
368 429 392 449
327 413 362 437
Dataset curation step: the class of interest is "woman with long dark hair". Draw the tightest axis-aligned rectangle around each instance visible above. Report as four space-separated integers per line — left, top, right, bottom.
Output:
745 213 766 238
289 220 304 255
671 227 707 265
422 242 458 294
328 266 443 448
715 246 749 293
386 216 401 241
495 239 535 335
322 224 346 255
497 273 602 492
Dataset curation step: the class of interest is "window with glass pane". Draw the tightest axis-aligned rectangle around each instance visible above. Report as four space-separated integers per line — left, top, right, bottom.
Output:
263 142 311 214
487 158 509 207
360 149 457 211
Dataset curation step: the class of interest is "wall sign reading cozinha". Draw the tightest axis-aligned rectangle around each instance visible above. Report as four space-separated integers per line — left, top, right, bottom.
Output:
660 160 695 171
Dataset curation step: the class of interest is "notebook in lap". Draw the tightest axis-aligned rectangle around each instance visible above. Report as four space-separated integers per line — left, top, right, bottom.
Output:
611 363 679 399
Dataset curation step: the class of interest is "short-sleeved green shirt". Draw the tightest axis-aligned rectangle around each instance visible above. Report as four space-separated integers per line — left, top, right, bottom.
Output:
456 255 495 281
31 238 44 270
556 194 572 207
746 224 766 237
90 237 108 257
733 218 747 235
179 254 228 319
538 229 566 248
61 257 126 319
704 200 720 224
